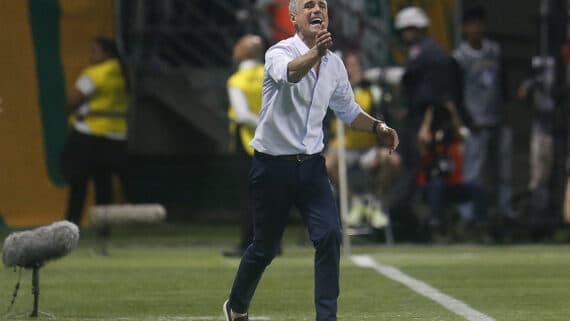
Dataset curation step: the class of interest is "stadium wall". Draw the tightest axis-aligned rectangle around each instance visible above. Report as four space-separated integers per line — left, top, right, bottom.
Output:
0 0 114 227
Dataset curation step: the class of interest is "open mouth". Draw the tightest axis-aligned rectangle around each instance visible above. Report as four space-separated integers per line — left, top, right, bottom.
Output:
310 17 323 26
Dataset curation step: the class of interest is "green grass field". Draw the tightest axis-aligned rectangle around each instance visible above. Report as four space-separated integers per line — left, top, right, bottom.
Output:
1 224 569 321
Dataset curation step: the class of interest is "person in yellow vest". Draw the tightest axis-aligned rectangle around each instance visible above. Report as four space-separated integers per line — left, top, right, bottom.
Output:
60 37 128 229
223 34 267 257
325 52 401 229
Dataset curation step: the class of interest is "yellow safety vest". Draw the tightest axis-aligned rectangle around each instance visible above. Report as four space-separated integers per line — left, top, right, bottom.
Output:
227 64 264 156
72 58 128 138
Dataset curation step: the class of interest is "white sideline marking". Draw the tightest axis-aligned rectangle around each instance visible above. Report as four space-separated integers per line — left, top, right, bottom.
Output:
157 317 270 321
82 316 271 321
351 255 496 321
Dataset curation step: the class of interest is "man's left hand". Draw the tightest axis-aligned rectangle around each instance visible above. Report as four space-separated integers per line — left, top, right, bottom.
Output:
376 123 399 153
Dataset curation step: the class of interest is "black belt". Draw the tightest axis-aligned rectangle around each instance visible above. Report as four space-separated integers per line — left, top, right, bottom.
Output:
254 151 322 162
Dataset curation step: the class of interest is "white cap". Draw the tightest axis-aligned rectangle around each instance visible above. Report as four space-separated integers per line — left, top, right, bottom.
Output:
395 6 429 30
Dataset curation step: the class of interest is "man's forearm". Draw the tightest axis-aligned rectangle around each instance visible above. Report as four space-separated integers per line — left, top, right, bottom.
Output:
350 112 383 133
287 47 322 83
350 111 398 151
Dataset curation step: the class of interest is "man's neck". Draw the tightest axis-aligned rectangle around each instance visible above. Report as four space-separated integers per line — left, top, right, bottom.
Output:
298 32 316 49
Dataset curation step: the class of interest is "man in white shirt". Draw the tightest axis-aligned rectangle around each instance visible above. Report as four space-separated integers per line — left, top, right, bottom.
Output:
223 1 398 320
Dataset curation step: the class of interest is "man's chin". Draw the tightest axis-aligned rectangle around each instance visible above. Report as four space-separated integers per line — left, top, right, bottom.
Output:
309 24 325 33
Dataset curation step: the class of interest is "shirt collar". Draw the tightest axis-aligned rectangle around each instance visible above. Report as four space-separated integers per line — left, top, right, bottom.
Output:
293 33 310 55
239 59 261 70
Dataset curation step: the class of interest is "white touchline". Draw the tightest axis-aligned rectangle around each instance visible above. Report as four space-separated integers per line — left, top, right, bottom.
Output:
351 255 497 321
89 316 272 321
156 317 271 321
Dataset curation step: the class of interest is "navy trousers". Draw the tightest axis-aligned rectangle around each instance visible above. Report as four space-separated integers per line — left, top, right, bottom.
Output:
228 153 341 321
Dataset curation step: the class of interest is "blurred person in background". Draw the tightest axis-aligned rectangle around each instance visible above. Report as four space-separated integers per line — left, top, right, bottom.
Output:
256 0 296 44
563 177 570 224
453 7 514 227
517 39 570 232
563 43 570 226
391 6 467 236
417 103 486 242
60 37 128 232
223 34 271 258
517 56 557 221
325 51 401 230
223 0 398 320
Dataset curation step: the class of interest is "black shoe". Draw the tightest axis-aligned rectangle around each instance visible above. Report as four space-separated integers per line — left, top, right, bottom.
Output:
223 300 248 321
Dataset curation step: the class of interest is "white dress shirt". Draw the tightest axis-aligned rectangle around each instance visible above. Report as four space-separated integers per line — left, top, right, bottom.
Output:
250 34 363 155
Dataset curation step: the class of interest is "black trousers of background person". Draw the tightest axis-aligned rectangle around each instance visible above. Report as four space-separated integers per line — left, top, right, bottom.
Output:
235 126 255 251
228 152 341 321
393 125 421 199
60 130 127 226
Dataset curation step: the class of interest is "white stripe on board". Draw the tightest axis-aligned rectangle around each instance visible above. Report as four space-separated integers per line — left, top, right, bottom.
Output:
351 255 496 321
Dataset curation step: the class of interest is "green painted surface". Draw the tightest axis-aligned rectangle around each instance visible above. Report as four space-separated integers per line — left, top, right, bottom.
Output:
28 0 67 186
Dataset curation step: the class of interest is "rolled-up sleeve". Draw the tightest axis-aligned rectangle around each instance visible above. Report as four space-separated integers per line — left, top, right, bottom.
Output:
329 68 363 124
76 74 96 96
265 45 296 85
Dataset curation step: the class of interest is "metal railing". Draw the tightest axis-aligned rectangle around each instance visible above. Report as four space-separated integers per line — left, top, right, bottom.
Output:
117 0 255 68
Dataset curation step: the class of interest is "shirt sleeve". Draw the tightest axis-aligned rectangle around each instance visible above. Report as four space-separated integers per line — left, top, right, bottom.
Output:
265 45 296 85
228 87 259 127
75 74 96 96
329 66 363 125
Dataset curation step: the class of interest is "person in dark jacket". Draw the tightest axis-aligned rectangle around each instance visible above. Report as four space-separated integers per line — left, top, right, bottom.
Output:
391 7 468 232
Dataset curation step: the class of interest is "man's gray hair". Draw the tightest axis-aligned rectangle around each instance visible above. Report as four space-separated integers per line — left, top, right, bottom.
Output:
289 0 298 14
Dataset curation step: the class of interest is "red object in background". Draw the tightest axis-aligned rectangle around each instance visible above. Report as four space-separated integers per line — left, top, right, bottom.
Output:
269 0 295 42
561 42 570 65
417 142 464 186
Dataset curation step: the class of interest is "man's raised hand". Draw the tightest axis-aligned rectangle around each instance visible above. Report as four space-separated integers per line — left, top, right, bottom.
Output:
315 29 333 56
